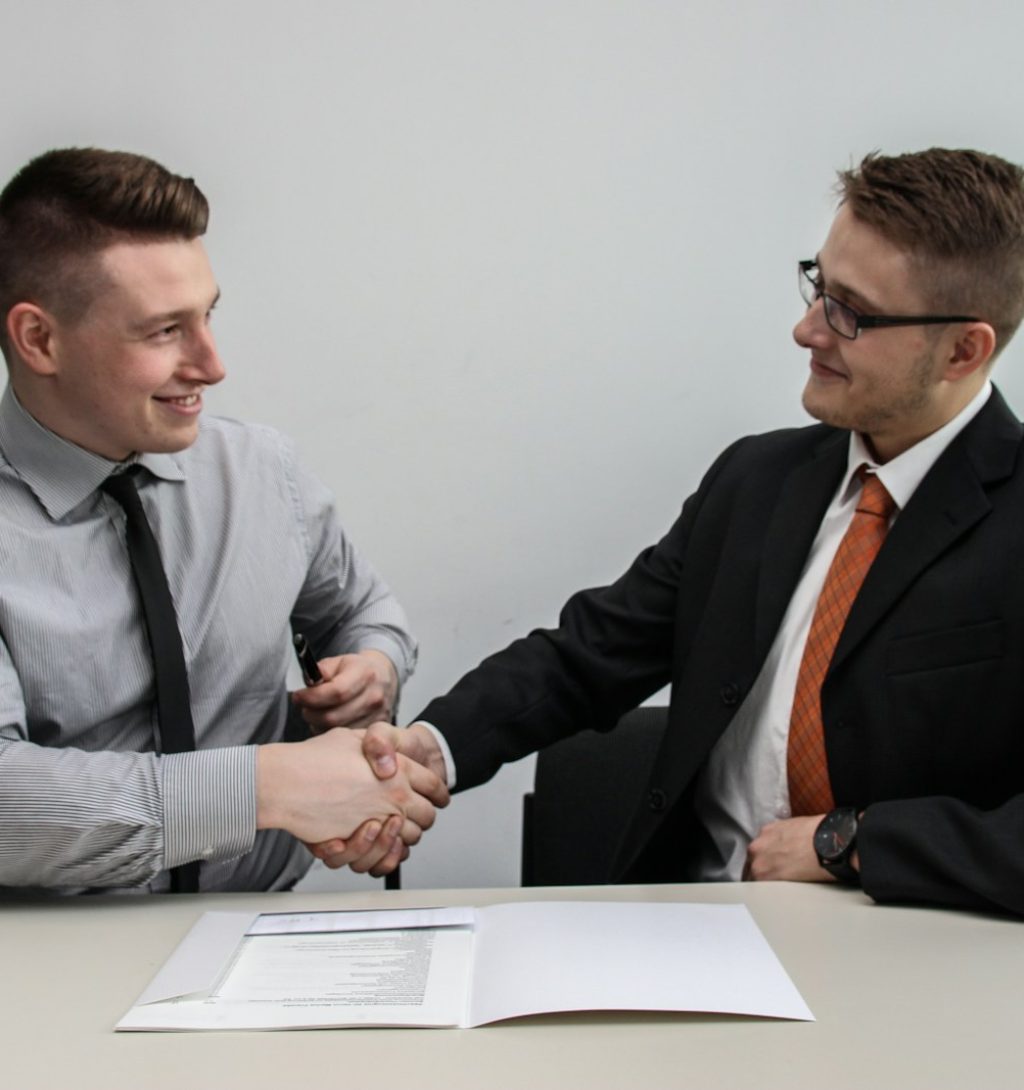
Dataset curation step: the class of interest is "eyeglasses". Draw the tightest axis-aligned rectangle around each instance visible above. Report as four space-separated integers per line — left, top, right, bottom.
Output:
798 260 981 340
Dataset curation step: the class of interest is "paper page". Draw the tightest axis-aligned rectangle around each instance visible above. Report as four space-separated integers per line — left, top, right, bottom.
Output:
467 901 813 1026
247 906 476 935
118 923 474 1031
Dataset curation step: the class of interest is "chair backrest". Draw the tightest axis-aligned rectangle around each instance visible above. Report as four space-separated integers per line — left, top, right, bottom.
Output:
521 706 668 886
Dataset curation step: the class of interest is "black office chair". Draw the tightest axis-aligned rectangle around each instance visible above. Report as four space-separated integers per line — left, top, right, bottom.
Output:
521 706 668 886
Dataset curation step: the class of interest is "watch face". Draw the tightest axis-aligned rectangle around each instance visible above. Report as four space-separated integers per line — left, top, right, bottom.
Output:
815 808 858 863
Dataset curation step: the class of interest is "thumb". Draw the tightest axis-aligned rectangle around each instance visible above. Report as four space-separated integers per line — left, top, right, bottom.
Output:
363 722 399 779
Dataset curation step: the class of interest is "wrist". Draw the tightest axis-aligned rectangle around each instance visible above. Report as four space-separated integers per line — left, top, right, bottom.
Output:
361 649 399 719
255 743 289 831
407 722 451 785
813 807 861 884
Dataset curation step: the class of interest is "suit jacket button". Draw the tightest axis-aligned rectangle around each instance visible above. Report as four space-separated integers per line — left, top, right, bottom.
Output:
648 788 667 812
720 682 740 706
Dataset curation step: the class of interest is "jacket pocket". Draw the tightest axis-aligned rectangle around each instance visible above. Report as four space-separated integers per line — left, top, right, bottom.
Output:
885 619 1005 676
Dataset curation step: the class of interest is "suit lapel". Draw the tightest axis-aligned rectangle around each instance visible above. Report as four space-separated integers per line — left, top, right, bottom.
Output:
830 388 1022 672
754 430 848 665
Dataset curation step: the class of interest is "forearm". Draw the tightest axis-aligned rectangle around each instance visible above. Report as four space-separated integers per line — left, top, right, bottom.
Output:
0 737 256 889
419 592 677 789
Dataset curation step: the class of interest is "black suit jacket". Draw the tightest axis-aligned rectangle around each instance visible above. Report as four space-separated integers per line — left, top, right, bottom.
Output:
420 388 1024 915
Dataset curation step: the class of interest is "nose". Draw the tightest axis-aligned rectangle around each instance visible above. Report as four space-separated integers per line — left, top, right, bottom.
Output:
793 296 832 350
184 324 227 386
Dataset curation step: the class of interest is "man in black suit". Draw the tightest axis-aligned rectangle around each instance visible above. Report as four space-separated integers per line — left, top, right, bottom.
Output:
314 148 1024 916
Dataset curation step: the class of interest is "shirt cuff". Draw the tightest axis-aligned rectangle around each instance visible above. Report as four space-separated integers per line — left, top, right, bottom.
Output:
411 720 457 789
161 746 258 869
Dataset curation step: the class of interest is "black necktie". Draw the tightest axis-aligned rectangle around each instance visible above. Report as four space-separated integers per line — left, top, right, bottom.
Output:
102 468 200 893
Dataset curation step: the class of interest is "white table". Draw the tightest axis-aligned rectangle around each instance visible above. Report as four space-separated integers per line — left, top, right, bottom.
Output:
3 881 1020 1090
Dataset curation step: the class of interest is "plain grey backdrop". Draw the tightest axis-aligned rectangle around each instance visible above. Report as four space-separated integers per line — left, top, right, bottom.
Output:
3 1 1023 891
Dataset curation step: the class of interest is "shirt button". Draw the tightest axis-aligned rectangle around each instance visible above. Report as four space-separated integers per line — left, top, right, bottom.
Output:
647 788 667 812
719 682 741 706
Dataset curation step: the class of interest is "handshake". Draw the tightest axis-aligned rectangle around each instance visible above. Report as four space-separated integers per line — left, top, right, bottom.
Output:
255 722 449 877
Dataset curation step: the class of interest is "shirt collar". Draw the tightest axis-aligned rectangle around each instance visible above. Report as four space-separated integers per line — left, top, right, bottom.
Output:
0 385 186 521
842 380 993 511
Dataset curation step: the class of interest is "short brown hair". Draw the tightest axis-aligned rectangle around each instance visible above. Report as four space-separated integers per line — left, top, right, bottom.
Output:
838 148 1024 357
0 147 209 362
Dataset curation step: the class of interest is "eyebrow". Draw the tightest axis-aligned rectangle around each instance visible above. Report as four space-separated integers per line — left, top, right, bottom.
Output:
814 256 885 314
129 289 221 334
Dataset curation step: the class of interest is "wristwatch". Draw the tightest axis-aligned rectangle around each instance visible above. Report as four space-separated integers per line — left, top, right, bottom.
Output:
814 807 861 883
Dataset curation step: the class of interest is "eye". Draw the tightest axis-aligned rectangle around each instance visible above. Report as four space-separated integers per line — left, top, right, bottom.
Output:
149 324 180 341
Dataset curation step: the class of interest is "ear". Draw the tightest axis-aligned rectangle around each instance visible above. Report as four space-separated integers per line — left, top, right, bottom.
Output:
6 302 60 376
945 321 996 381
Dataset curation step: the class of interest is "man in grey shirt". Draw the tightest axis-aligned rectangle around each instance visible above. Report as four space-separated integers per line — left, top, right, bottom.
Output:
0 147 447 893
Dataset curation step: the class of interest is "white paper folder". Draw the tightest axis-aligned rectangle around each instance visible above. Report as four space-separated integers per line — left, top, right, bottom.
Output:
117 900 814 1031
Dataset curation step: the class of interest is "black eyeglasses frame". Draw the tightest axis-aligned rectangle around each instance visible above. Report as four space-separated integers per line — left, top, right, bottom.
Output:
798 260 981 340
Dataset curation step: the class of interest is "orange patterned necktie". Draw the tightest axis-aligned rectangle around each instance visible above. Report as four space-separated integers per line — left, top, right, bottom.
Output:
787 467 896 816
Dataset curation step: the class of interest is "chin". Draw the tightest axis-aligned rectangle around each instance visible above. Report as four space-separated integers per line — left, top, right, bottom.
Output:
141 426 202 455
801 387 849 430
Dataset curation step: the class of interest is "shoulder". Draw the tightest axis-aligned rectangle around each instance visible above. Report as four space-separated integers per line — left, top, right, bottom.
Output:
700 421 842 488
181 415 336 534
193 414 294 456
182 415 301 479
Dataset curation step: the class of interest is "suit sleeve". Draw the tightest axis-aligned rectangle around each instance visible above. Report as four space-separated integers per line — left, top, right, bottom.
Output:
859 795 1024 916
417 439 748 791
416 535 678 790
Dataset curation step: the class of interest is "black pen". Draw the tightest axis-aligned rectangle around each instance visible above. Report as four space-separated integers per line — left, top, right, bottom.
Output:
293 632 324 686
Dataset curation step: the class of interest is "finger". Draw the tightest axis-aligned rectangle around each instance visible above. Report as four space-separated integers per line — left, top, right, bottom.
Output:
293 668 370 711
300 703 365 732
369 833 408 877
314 820 382 868
324 816 400 872
404 754 450 807
399 786 436 833
363 723 401 779
399 815 427 845
313 837 349 859
349 816 404 874
297 685 392 733
307 701 390 733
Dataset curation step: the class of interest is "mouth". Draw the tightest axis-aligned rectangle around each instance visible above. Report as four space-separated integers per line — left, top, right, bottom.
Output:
809 356 848 381
154 392 203 413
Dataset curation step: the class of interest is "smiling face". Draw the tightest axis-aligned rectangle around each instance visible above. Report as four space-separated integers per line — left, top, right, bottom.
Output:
793 205 979 463
30 237 225 460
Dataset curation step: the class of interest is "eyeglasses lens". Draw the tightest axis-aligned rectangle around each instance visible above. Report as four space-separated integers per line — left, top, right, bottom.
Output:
823 296 857 339
799 263 858 339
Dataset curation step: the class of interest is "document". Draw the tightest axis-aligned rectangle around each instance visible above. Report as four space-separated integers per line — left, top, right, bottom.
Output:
117 901 813 1031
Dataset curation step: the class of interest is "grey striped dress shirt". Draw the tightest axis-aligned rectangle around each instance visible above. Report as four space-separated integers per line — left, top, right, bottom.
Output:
0 387 416 893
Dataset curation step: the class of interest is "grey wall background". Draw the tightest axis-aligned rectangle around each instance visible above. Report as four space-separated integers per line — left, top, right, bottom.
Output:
4 1 1024 891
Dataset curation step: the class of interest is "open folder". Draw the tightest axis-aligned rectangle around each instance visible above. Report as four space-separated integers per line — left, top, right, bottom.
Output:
117 900 814 1031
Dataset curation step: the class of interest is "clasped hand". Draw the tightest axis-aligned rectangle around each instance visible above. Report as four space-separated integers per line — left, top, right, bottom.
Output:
255 725 449 874
305 723 448 876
